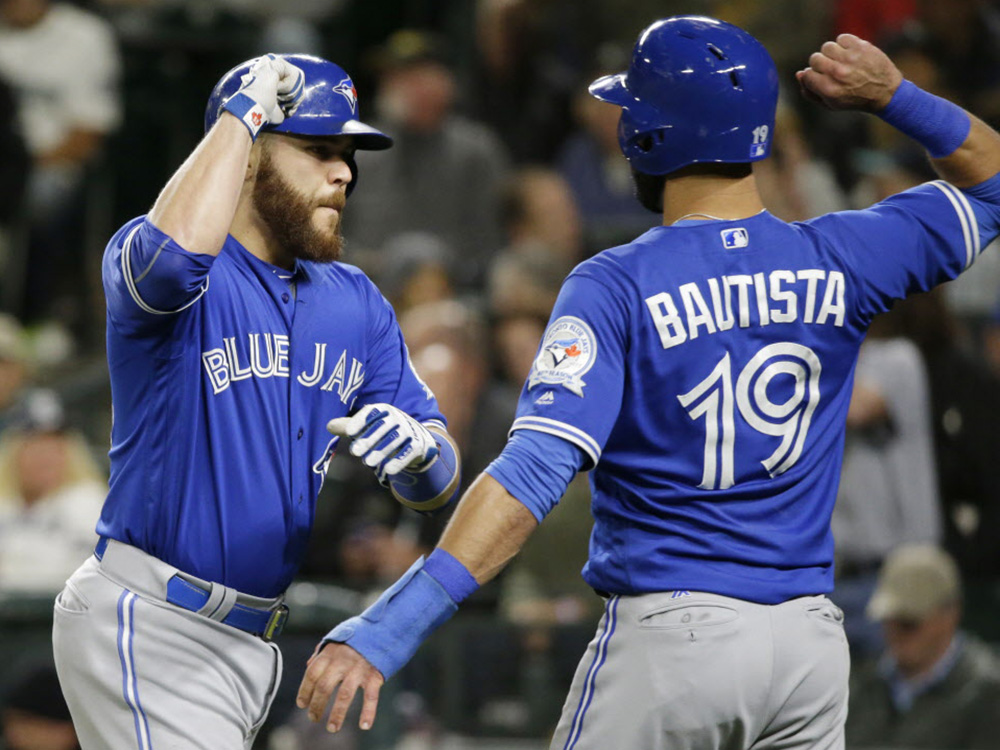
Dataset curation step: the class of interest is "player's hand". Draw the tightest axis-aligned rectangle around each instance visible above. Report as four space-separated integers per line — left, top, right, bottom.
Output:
297 641 384 733
222 54 305 136
328 404 440 484
796 34 903 113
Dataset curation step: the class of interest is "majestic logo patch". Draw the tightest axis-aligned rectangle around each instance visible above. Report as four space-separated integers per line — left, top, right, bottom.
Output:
528 316 596 396
332 78 358 113
721 227 749 249
535 391 555 406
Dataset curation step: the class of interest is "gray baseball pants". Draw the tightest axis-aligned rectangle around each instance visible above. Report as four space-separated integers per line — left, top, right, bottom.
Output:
52 540 283 749
550 591 849 750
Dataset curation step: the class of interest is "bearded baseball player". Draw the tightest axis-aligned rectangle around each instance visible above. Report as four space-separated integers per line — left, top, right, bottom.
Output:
51 54 461 749
296 16 1000 749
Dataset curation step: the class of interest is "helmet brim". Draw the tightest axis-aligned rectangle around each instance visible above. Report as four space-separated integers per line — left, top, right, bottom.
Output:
588 73 632 105
273 114 392 151
271 117 393 150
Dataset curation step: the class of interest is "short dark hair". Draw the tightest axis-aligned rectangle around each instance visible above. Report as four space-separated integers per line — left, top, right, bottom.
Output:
631 162 753 213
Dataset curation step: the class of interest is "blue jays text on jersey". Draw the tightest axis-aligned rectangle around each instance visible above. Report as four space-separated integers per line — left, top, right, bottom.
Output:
99 217 444 598
496 181 999 604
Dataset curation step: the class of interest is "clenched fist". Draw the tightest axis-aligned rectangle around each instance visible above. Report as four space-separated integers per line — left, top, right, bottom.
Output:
796 34 903 113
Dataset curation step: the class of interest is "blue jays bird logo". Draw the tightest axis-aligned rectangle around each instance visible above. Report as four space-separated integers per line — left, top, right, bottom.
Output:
332 78 358 113
544 337 584 368
529 316 597 396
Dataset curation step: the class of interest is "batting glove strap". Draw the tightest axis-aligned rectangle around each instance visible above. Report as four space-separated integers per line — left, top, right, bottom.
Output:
222 92 269 140
388 432 460 513
322 556 458 680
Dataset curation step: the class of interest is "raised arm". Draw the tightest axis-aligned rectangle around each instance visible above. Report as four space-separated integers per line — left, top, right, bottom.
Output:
147 55 304 255
796 34 1000 188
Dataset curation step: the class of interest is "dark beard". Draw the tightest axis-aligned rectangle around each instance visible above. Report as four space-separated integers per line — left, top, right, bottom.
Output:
631 167 667 214
252 149 345 264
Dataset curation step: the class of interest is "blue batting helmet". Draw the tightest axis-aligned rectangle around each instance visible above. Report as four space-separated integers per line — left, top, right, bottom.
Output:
589 16 779 176
205 54 391 193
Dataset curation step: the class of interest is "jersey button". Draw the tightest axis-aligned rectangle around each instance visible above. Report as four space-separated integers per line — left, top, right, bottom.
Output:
281 292 290 303
297 427 304 439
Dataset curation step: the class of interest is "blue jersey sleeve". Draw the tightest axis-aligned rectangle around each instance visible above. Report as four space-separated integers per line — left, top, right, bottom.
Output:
102 217 215 333
802 181 1000 320
509 269 629 470
354 281 446 427
486 429 586 522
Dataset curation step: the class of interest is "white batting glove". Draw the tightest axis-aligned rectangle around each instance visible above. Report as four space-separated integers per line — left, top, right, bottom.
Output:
222 54 305 140
328 404 440 484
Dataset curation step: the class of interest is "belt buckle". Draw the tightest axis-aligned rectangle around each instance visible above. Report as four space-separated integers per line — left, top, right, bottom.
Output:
263 604 289 642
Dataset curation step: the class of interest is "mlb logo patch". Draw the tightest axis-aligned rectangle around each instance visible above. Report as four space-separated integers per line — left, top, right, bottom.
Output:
721 228 749 249
749 143 767 158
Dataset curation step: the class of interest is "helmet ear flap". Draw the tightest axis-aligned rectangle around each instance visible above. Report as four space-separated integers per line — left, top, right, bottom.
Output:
636 129 667 153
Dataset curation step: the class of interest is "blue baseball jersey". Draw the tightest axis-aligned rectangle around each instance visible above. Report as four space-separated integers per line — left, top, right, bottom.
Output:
509 181 997 604
98 217 444 597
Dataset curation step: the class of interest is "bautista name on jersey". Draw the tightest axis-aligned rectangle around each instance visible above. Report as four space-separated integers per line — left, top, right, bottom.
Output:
645 267 846 349
509 182 996 604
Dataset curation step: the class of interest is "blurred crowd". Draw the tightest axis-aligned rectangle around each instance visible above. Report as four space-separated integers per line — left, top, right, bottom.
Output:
2 0 1000 748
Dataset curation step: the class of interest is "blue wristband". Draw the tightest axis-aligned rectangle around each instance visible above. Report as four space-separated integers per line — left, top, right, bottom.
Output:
388 432 460 513
423 548 479 603
221 92 268 141
323 556 457 680
878 79 971 159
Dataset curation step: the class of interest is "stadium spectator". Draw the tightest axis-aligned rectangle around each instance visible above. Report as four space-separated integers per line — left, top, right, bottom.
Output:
0 0 122 328
471 0 592 164
400 299 490 462
0 389 104 593
499 166 583 272
754 100 849 221
846 545 1000 749
832 321 941 657
343 29 509 290
556 60 655 254
372 232 455 316
886 290 1000 581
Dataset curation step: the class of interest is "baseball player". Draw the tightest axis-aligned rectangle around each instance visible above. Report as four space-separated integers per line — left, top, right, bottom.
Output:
51 54 461 749
296 16 1000 749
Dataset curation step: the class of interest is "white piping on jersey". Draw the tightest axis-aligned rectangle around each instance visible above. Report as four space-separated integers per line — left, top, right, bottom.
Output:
121 223 210 315
930 180 980 268
510 416 601 467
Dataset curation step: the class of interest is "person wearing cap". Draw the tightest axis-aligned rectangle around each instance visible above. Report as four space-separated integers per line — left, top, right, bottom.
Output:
846 544 1000 749
343 29 510 290
0 389 105 593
